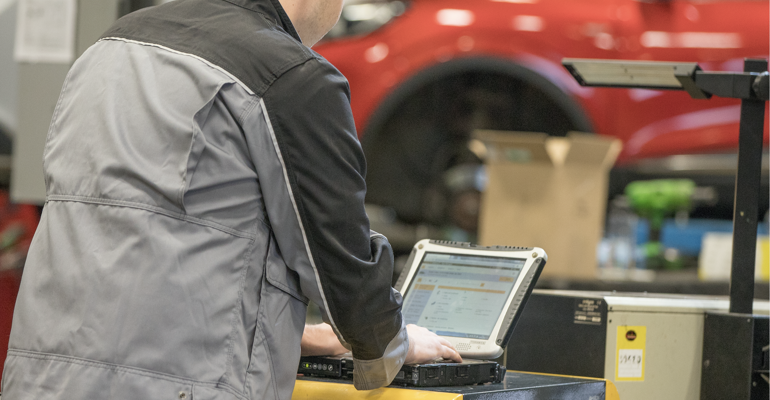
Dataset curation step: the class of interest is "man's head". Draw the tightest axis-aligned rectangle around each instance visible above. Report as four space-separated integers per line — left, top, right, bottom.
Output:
279 0 344 47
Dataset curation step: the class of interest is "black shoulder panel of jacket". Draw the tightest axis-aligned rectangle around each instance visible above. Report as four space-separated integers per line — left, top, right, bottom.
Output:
262 57 403 360
101 0 313 97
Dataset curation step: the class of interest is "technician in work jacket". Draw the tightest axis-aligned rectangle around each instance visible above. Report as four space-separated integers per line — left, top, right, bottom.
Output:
0 0 408 399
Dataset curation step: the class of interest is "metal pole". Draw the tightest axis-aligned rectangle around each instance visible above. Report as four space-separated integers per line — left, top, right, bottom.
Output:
728 58 767 314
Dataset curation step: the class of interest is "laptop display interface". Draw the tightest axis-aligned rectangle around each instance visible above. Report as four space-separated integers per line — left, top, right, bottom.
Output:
402 252 526 340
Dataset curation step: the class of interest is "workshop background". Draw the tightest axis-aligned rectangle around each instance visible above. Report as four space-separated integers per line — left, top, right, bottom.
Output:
0 0 768 399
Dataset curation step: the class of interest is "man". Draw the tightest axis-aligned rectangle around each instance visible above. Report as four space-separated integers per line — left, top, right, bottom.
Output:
0 0 460 399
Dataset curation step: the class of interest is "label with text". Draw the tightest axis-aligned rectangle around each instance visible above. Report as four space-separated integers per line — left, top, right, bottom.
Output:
574 298 603 325
615 326 646 381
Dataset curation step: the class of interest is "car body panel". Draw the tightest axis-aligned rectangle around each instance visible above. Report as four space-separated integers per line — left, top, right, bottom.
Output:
315 0 769 163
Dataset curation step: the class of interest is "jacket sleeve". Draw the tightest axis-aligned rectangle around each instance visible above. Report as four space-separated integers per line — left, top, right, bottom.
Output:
250 56 408 390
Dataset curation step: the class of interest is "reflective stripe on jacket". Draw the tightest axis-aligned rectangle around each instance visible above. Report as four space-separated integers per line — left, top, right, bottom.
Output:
1 0 407 398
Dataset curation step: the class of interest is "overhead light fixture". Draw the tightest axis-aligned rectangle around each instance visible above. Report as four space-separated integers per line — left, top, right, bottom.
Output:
562 58 768 101
562 58 701 92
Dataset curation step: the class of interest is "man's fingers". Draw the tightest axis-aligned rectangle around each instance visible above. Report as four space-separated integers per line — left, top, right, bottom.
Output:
435 337 462 362
405 324 464 364
443 345 463 363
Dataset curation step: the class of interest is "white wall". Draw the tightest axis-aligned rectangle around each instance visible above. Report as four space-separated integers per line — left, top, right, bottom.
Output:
0 0 18 135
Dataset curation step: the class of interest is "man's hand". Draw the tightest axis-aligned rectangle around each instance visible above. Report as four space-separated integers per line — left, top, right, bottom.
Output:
405 324 463 364
301 323 463 364
301 323 349 356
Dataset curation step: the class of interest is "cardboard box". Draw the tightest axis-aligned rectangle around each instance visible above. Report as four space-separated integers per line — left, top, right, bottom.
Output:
476 130 622 279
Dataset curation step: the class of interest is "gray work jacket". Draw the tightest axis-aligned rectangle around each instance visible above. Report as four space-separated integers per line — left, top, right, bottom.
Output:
1 0 408 399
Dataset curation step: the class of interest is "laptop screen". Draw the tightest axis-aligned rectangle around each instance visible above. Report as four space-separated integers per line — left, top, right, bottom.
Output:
401 252 526 340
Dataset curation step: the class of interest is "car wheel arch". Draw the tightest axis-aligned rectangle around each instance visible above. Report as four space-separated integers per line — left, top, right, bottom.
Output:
360 56 596 229
361 56 594 150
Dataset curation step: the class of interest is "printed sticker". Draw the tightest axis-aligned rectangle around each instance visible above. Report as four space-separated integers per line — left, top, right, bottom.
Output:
615 326 646 381
574 298 603 325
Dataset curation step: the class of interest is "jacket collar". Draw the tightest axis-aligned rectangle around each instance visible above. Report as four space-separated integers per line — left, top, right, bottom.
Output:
223 0 302 42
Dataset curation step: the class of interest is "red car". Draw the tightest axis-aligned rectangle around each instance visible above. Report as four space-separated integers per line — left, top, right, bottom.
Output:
314 0 770 236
